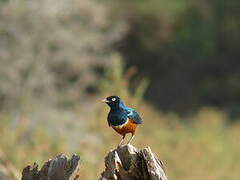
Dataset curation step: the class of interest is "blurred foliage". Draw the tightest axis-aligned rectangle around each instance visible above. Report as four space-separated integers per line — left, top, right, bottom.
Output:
0 55 240 180
1 98 240 180
0 114 66 179
0 0 239 114
112 0 240 114
0 0 126 111
0 0 240 179
100 53 149 105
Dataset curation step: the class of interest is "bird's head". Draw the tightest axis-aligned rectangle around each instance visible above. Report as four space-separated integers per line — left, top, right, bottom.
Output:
102 96 124 109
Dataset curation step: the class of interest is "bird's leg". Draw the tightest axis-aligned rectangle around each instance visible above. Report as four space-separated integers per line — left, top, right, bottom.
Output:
127 134 135 144
118 135 125 146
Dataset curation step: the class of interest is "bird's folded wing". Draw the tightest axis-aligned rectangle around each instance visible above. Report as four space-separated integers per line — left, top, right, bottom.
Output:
127 108 142 124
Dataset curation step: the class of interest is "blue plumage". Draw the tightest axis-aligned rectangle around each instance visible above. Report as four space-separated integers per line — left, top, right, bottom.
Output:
102 96 142 145
126 108 142 124
103 96 142 126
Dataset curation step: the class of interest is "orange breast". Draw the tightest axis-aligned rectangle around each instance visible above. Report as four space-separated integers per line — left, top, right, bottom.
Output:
112 119 138 136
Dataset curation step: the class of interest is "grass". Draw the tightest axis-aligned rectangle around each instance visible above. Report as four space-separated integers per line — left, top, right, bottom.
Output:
0 59 240 179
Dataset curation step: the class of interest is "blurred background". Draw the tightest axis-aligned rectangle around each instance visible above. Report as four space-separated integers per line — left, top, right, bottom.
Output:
0 0 239 179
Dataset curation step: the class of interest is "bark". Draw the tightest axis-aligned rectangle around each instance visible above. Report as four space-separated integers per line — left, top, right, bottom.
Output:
99 144 168 180
21 145 167 180
21 154 80 180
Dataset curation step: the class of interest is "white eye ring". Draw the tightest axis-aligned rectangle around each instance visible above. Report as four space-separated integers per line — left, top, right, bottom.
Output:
112 98 116 101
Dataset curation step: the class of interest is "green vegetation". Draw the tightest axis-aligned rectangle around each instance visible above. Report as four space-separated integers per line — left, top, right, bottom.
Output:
0 0 239 179
112 0 240 113
0 60 240 179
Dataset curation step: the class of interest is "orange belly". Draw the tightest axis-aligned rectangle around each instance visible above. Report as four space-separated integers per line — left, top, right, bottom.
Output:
112 119 137 136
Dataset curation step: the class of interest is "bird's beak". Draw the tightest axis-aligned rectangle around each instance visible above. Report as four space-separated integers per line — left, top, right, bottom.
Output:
102 99 110 103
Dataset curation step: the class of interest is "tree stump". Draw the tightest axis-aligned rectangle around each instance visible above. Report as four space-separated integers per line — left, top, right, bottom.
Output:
21 145 167 180
22 154 80 180
99 144 168 180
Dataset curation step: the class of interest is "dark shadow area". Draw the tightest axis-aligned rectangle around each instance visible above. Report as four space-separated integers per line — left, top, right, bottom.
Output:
115 0 240 114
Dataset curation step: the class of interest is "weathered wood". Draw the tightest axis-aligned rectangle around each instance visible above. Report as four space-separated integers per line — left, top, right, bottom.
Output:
99 144 168 180
22 154 80 180
21 145 167 180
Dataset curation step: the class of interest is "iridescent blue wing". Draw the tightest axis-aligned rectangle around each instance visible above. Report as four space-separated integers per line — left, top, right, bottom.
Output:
126 108 142 124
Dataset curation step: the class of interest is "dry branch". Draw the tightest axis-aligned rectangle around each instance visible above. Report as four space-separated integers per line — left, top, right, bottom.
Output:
99 144 168 180
21 154 80 180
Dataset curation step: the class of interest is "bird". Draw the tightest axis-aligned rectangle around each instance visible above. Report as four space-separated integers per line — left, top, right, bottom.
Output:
102 96 142 146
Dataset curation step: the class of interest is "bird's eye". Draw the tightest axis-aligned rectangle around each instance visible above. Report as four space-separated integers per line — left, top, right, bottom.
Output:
112 98 116 101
